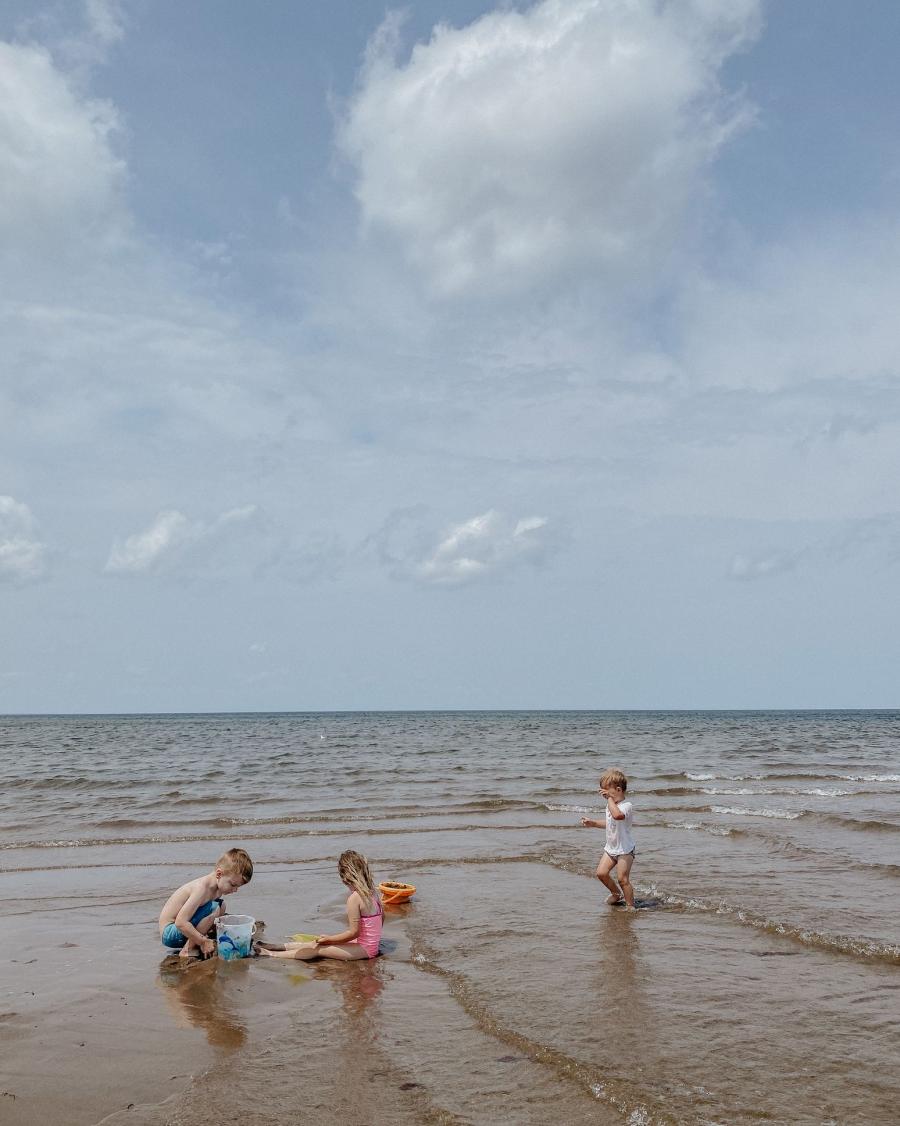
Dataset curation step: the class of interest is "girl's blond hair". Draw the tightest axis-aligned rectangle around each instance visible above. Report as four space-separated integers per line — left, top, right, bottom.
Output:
338 849 377 909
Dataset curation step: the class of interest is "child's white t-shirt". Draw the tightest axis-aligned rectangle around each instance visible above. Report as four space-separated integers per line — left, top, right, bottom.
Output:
605 800 635 855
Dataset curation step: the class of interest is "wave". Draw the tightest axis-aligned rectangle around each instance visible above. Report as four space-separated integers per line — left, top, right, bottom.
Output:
3 775 134 790
840 773 900 783
664 821 900 877
702 786 853 797
91 797 552 832
816 812 900 834
543 803 594 814
0 820 569 851
710 806 804 820
655 770 900 785
648 886 900 966
667 821 736 838
644 784 869 802
655 806 900 833
406 931 673 1125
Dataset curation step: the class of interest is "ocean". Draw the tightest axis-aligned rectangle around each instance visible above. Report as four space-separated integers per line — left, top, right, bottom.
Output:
2 710 898 1124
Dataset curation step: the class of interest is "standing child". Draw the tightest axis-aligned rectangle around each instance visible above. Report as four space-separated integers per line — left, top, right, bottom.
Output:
581 768 636 909
158 847 254 958
258 849 383 961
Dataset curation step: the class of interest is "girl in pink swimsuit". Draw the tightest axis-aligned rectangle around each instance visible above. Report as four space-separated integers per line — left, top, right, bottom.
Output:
257 850 383 962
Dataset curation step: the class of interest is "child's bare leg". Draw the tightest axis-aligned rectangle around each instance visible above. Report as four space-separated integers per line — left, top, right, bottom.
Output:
314 943 369 961
595 853 622 904
257 942 319 960
179 912 218 959
615 853 635 909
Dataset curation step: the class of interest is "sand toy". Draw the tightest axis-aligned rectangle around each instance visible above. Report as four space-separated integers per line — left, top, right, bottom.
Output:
215 914 256 959
378 880 416 904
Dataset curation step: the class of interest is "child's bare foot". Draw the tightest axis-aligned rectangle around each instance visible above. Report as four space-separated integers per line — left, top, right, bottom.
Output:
255 945 275 957
179 946 199 959
606 892 624 905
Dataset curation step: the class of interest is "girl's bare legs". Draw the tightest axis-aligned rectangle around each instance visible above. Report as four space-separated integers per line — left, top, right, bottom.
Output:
312 944 369 961
257 941 369 962
615 852 635 909
595 852 623 904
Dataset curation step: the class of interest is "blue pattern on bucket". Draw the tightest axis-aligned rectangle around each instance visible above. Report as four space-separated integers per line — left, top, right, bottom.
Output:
217 931 250 960
215 915 254 960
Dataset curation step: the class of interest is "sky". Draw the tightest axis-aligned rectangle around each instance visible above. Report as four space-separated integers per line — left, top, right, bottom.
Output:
2 0 899 713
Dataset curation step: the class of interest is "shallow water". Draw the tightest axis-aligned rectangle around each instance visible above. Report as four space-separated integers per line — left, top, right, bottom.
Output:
2 710 899 1123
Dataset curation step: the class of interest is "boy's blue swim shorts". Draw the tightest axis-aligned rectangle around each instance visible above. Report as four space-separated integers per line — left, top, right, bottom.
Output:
161 898 223 949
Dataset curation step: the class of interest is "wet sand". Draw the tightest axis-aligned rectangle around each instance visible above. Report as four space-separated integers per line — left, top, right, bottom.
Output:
4 863 623 1126
3 711 899 1124
6 848 900 1124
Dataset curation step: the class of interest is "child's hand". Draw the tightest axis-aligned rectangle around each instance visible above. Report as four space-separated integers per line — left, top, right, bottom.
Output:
200 937 216 958
580 816 594 828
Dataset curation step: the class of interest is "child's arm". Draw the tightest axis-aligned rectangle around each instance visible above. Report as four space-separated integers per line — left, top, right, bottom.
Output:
580 816 603 828
605 792 627 820
316 894 362 946
174 882 217 954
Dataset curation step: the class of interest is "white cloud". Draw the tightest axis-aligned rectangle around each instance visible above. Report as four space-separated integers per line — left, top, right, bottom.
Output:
104 506 259 575
0 495 47 583
727 549 800 581
84 0 125 49
104 510 191 574
375 508 551 586
0 28 331 497
0 38 125 256
342 0 760 296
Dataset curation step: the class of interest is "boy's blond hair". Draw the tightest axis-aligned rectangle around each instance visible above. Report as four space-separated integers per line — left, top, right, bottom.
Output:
600 768 628 792
218 847 253 883
338 849 377 909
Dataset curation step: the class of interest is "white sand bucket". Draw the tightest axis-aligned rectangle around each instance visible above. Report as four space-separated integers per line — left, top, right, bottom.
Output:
215 914 256 960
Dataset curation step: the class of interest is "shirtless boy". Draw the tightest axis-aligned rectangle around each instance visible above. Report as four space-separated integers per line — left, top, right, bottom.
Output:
158 847 253 958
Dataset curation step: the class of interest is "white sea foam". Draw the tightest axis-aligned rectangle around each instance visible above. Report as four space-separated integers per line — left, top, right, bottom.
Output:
702 785 851 797
840 773 900 783
686 772 716 780
700 787 758 795
673 821 732 836
545 803 593 813
711 806 803 819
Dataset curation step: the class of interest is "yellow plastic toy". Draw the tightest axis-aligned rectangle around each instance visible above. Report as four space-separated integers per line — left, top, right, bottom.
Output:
378 880 416 905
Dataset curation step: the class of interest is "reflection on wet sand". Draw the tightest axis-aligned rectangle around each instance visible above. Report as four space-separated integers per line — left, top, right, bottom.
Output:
321 957 386 1017
157 955 249 1050
590 909 654 1067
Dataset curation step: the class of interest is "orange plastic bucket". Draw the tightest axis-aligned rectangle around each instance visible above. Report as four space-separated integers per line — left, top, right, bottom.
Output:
379 880 416 904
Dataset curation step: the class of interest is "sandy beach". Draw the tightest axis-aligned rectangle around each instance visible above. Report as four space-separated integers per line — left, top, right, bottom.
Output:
3 711 899 1124
4 863 624 1126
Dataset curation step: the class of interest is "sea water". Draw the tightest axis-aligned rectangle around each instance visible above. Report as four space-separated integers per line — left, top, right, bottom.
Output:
1 711 898 1124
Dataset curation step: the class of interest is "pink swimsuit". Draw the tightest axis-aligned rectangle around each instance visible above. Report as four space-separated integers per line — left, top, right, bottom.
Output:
355 894 383 958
